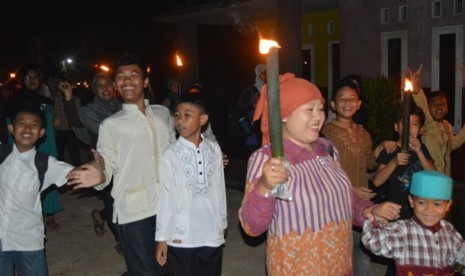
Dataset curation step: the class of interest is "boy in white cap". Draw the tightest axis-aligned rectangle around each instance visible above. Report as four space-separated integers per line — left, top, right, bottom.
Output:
362 170 465 275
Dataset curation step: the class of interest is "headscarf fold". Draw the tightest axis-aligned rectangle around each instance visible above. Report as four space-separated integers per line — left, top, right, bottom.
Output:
253 73 324 145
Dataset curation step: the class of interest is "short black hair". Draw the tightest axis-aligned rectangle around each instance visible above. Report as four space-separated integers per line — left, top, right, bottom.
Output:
177 92 210 115
114 53 148 78
10 104 46 128
19 63 42 83
427 91 447 104
331 76 361 102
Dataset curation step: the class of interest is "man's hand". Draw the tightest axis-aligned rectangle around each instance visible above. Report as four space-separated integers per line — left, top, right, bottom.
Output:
58 81 74 101
353 186 376 200
67 162 105 189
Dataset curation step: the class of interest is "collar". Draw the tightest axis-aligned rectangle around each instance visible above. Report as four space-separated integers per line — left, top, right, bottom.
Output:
413 215 442 233
13 144 36 158
178 135 205 149
122 99 149 111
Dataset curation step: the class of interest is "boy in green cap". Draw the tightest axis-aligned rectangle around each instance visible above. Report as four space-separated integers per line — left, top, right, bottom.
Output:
362 170 465 275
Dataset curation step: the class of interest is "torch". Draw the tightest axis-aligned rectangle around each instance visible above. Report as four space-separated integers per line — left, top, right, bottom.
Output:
259 39 283 158
175 54 183 96
401 79 413 152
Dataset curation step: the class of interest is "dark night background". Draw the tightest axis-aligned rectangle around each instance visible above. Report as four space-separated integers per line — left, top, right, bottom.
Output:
0 0 261 158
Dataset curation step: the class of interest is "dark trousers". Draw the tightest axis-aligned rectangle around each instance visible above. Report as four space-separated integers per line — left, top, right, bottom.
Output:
99 184 118 241
117 215 164 276
56 129 82 166
167 245 223 276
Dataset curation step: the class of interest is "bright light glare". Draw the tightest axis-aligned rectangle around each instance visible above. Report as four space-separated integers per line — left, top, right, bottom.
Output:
9 73 16 78
259 39 281 54
66 58 73 64
404 79 413 91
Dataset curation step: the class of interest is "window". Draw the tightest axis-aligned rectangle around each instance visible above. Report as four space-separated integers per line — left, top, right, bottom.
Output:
308 23 315 37
432 0 442 18
327 21 334 35
399 5 408 22
454 0 463 14
381 8 390 24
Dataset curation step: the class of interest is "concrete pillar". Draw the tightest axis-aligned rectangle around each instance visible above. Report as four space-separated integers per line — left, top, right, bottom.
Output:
177 18 199 93
277 0 302 77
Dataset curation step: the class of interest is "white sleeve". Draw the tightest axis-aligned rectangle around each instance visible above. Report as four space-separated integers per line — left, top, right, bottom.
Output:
41 156 74 191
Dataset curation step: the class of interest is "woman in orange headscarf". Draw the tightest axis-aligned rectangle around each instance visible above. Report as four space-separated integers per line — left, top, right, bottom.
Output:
239 73 400 275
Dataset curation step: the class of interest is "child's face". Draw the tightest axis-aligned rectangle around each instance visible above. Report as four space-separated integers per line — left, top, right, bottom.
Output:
428 96 448 122
24 69 40 91
282 99 325 148
114 64 148 105
174 103 208 144
408 195 451 226
7 112 45 152
330 86 361 120
94 75 115 102
395 114 421 140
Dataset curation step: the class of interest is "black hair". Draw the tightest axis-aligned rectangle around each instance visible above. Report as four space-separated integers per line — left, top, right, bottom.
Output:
19 63 42 83
427 91 447 104
10 104 46 128
395 103 425 127
331 75 361 102
177 92 210 115
114 53 148 78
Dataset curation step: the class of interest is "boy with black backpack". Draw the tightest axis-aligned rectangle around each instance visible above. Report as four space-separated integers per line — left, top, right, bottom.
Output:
0 104 104 275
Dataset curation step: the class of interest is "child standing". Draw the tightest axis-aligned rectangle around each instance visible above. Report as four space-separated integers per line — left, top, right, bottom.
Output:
0 105 103 275
362 170 465 275
409 65 465 176
155 93 227 276
322 77 393 276
372 107 435 220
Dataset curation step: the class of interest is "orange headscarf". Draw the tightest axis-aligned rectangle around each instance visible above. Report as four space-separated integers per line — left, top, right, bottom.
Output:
253 73 324 146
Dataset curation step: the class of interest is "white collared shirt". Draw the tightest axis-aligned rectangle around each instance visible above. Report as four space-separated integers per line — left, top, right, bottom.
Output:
156 136 227 247
0 145 73 251
96 101 175 224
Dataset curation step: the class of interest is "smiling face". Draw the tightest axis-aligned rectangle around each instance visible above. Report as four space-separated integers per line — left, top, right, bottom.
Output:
395 114 422 141
8 112 45 152
94 75 115 101
114 64 148 105
428 96 448 122
282 99 325 148
330 86 361 121
174 103 208 145
408 195 451 226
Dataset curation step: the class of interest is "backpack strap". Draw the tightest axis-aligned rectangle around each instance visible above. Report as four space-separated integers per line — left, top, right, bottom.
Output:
0 144 14 165
34 151 49 192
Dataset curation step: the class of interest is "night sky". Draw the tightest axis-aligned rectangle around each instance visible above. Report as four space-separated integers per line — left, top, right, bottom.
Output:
0 0 260 157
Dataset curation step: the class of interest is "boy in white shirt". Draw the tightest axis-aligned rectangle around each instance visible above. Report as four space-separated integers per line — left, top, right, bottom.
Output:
0 105 104 275
156 93 227 276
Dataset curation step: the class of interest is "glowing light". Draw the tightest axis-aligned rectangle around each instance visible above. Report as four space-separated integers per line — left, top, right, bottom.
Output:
404 79 413 91
259 39 281 54
100 65 110 72
9 73 16 78
176 54 183 67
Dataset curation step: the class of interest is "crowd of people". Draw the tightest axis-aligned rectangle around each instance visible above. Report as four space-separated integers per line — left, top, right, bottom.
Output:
1 55 465 276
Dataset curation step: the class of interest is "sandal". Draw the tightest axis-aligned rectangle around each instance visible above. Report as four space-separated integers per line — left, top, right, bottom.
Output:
92 209 105 237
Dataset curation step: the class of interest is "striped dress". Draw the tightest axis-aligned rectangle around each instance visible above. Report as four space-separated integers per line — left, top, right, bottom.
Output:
239 138 367 275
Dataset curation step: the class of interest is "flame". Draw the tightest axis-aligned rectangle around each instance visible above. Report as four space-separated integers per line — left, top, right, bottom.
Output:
100 65 110 72
404 79 413 91
176 55 183 67
259 39 281 54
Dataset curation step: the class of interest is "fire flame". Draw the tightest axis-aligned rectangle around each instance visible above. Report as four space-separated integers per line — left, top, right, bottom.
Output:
259 39 281 54
404 79 413 92
176 55 183 67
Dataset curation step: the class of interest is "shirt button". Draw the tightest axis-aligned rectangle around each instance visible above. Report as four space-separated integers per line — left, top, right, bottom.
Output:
197 150 200 154
199 172 203 175
199 161 202 164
